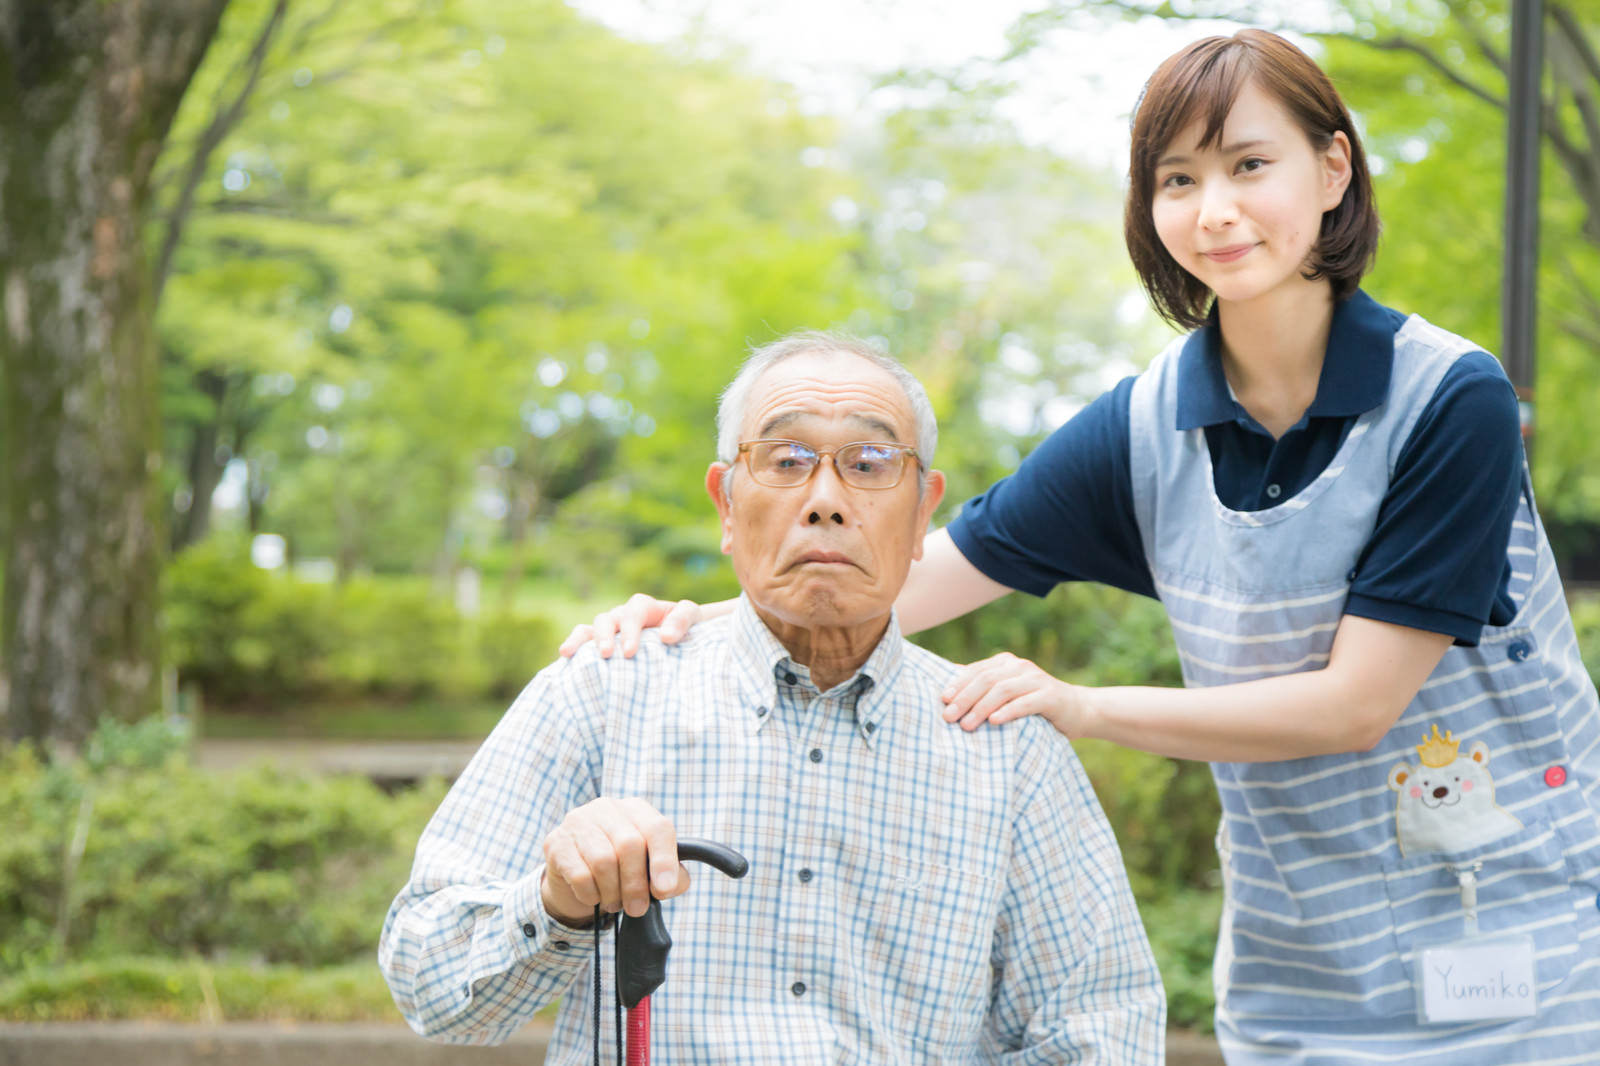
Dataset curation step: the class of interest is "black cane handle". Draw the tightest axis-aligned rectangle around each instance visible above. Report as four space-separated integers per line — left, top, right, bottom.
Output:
615 836 748 1009
675 837 749 880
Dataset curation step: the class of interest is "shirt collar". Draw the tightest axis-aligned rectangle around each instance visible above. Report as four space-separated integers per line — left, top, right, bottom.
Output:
729 593 905 745
1174 289 1395 430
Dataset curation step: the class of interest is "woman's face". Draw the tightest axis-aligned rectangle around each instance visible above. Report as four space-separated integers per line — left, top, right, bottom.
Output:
1149 79 1351 309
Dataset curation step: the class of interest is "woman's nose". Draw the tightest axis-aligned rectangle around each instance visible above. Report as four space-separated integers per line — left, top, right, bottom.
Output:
1197 181 1239 230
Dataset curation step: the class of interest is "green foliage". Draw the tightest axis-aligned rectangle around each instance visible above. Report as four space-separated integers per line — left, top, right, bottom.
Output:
0 726 446 972
1140 888 1223 1033
164 539 559 705
915 583 1183 687
1567 591 1600 689
0 958 398 1022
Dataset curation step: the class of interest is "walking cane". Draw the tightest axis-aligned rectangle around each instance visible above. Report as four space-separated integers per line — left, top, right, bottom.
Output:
593 836 749 1066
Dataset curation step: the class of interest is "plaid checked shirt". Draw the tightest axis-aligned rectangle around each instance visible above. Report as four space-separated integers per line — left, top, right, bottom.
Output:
379 597 1164 1063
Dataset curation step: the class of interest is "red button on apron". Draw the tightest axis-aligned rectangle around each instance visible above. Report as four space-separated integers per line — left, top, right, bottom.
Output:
1545 765 1568 788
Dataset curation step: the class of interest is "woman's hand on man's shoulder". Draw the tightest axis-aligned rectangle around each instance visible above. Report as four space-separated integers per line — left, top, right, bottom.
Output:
559 593 706 659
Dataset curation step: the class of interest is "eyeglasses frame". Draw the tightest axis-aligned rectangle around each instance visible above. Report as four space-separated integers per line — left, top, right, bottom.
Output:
734 437 923 490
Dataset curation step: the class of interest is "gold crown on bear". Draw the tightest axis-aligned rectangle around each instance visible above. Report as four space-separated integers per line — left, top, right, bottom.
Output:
1415 725 1461 769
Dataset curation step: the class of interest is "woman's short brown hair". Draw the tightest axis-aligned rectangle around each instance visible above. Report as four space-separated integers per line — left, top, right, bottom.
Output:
1124 29 1380 330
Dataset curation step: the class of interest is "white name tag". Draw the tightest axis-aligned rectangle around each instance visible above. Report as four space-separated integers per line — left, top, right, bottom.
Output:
1416 936 1537 1023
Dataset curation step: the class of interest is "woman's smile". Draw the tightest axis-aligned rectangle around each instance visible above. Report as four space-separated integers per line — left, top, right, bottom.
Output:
1201 242 1257 263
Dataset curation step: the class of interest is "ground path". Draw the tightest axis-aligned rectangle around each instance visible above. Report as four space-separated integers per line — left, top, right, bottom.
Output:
0 1020 1223 1063
195 737 482 782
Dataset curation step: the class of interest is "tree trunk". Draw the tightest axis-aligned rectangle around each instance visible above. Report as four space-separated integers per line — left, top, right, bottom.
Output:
0 0 229 746
171 367 229 553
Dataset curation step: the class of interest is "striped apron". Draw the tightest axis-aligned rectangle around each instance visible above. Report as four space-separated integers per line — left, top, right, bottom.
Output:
1128 315 1600 1064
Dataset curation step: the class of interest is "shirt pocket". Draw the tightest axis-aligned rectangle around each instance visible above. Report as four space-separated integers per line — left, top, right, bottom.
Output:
849 850 1000 1050
1382 818 1581 1003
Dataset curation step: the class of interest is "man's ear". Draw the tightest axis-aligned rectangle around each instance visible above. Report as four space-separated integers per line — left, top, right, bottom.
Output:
705 462 736 555
910 469 947 561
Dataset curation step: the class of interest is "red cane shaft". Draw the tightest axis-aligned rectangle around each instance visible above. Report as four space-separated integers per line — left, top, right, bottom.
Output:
625 996 650 1066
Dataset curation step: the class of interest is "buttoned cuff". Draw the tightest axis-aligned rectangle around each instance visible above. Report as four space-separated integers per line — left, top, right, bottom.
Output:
505 866 613 969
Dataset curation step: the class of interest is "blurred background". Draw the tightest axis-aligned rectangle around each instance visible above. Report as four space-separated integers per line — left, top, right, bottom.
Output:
4 0 1600 1040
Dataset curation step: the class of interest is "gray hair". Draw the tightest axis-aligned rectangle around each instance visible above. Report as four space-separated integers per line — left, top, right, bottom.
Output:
715 331 938 479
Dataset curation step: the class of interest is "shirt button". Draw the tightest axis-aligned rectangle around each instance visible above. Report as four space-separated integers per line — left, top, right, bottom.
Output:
1508 640 1531 662
757 706 769 717
809 748 823 763
1265 483 1282 499
784 671 798 685
791 982 807 997
1546 765 1568 788
798 868 813 883
552 939 571 951
521 923 538 938
1346 568 1357 583
863 721 876 733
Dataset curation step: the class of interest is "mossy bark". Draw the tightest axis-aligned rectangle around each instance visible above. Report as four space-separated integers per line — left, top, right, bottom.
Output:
0 0 228 745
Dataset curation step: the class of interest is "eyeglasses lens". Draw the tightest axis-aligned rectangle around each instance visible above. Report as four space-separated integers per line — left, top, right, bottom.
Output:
748 442 905 488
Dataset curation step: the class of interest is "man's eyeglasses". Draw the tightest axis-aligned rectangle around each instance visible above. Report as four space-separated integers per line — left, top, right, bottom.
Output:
736 439 921 490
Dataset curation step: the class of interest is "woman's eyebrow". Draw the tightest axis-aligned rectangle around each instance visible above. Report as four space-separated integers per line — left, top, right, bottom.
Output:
1157 138 1269 167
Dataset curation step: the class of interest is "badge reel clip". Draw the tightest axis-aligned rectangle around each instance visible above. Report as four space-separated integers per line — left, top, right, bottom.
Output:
1413 859 1538 1024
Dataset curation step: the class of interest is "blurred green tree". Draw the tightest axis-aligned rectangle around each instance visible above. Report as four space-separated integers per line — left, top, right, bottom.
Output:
158 0 872 586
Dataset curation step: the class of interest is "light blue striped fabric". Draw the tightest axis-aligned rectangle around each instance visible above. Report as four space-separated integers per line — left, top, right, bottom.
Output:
1129 314 1600 1064
379 596 1165 1063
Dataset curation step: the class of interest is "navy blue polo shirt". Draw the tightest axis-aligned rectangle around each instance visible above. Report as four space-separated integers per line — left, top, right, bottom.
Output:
948 291 1522 645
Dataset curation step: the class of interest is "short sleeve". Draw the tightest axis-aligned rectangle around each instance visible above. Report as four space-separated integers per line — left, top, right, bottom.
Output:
947 376 1155 599
1344 352 1522 645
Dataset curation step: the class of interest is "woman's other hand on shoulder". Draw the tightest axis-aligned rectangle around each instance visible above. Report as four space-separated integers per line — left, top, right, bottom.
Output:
559 594 706 659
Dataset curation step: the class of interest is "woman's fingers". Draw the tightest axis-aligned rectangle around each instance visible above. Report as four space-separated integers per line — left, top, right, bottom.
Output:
558 595 701 659
658 599 703 645
558 623 594 658
957 672 1039 730
941 653 1025 721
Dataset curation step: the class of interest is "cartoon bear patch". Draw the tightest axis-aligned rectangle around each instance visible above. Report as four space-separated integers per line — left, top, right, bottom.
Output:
1386 725 1522 857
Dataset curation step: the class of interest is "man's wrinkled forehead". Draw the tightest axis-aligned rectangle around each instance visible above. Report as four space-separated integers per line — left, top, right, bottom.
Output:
756 410 902 442
743 351 913 441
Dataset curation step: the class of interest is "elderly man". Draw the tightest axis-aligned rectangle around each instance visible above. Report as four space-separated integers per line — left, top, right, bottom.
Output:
378 332 1164 1062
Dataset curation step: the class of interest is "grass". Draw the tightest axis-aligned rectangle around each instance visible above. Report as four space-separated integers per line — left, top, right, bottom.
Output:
0 958 396 1023
0 956 562 1023
202 698 508 741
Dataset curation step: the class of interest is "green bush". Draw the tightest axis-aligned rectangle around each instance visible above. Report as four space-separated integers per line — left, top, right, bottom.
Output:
164 540 558 707
0 719 445 971
1568 591 1600 690
475 612 560 698
320 578 463 699
0 957 399 1022
1141 888 1222 1033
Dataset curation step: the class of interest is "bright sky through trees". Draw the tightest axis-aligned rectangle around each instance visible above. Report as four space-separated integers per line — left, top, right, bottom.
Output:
573 0 1273 170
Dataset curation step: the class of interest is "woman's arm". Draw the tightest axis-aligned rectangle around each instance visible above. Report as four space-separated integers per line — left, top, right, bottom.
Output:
944 614 1452 762
896 527 1013 634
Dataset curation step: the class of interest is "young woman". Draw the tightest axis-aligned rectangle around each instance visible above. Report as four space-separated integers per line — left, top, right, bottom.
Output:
563 30 1600 1064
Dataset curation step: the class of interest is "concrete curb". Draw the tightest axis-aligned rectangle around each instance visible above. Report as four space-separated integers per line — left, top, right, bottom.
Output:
0 1021 1222 1064
0 1021 551 1065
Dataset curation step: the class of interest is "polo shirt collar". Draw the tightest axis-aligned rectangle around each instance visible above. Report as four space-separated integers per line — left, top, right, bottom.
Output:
1174 289 1394 430
729 593 904 745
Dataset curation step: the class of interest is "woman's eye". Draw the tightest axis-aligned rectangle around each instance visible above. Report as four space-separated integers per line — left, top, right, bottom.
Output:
1160 173 1192 189
1237 157 1266 173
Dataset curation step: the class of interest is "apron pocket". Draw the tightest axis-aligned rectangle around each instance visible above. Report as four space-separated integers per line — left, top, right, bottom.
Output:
1382 819 1580 1003
1219 859 1412 1021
